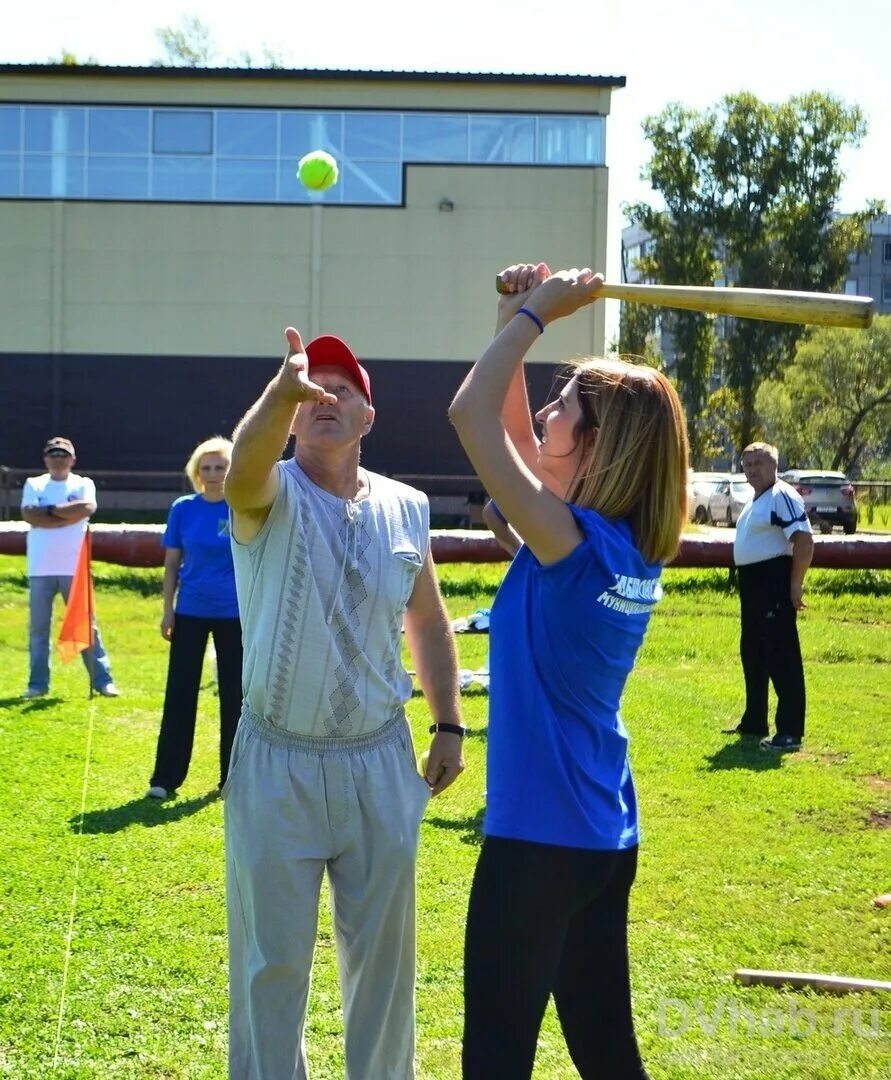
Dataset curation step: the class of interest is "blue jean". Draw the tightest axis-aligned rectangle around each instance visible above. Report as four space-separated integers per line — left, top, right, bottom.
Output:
28 574 114 693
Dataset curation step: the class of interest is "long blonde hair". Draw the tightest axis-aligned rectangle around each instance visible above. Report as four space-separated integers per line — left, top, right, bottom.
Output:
185 436 233 493
565 359 689 564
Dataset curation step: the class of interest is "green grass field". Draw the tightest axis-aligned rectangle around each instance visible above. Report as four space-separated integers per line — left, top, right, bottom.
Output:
0 557 889 1079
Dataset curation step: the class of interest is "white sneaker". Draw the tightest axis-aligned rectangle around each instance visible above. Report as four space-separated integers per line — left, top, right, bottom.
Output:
96 683 121 698
146 786 170 799
22 688 47 699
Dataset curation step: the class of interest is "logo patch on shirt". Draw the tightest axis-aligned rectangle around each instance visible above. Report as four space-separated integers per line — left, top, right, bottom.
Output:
218 519 231 538
597 573 663 615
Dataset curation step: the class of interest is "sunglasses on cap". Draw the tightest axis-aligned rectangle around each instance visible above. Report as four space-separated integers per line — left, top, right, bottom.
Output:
45 450 72 458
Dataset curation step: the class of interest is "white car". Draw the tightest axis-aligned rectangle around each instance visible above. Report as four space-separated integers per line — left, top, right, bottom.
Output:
688 472 732 524
707 475 754 526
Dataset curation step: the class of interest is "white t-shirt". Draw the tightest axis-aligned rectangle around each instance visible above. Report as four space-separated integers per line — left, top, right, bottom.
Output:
21 472 96 576
232 459 429 737
734 479 811 567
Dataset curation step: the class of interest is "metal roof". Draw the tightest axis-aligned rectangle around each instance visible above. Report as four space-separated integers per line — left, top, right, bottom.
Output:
0 64 626 88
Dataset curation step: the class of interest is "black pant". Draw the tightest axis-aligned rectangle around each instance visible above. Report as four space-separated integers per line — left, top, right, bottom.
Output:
150 614 243 792
737 556 805 738
463 838 649 1080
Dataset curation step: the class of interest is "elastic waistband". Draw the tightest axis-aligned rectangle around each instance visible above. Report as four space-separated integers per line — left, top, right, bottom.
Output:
240 705 407 754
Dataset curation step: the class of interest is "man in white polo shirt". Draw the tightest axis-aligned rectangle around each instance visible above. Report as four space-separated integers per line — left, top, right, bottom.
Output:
728 442 813 751
223 327 464 1078
20 436 119 699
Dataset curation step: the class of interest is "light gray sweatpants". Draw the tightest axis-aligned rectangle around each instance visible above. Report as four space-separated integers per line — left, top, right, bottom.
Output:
223 707 431 1080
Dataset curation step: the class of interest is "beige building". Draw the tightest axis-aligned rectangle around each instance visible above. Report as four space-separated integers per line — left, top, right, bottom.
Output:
0 65 623 495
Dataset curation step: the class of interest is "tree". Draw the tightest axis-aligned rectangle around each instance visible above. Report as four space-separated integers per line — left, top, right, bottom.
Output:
627 91 883 452
50 50 99 65
154 15 217 66
755 316 891 473
153 15 287 68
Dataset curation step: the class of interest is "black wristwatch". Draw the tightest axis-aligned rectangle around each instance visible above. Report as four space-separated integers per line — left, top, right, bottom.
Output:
429 723 466 738
45 506 55 517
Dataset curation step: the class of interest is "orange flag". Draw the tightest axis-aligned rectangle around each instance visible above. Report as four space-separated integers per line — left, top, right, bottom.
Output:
58 530 95 663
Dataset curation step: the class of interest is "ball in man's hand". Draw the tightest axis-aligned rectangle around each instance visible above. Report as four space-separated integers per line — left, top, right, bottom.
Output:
418 750 430 778
297 150 339 192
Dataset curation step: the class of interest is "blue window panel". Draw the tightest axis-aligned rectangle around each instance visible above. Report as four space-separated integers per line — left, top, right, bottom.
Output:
216 158 277 202
217 110 277 157
24 107 85 153
280 112 343 159
278 160 314 203
403 114 468 162
0 107 21 152
537 116 604 164
470 116 534 163
23 154 85 197
152 156 213 200
344 113 399 160
0 154 20 195
87 156 148 198
342 161 401 204
89 109 149 154
153 111 213 155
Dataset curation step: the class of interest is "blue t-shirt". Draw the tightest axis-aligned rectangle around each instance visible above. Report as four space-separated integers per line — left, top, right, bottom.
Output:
484 505 663 851
163 495 239 619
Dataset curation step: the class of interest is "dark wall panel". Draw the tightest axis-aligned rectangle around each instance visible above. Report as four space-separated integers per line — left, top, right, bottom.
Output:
0 353 560 480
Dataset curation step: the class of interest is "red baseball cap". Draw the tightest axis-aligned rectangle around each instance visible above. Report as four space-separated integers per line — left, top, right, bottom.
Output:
305 335 372 404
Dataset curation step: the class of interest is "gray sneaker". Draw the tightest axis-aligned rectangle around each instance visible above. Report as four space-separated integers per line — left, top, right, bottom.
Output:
146 786 170 799
22 688 47 699
95 683 121 698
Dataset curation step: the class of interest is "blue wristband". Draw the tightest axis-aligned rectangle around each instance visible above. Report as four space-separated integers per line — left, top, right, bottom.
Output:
517 306 544 335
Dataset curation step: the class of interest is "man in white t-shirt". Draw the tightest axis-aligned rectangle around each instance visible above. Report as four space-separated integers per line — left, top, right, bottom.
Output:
223 328 464 1078
20 437 119 699
728 442 813 751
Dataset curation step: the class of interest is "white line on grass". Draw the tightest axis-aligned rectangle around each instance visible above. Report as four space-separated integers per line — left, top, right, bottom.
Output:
52 701 97 1071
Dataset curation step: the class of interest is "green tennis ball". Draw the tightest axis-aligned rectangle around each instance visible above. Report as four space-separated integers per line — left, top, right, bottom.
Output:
297 150 339 192
418 750 430 778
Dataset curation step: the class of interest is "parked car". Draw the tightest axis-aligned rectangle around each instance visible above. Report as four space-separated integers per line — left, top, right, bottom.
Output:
779 470 858 534
688 472 732 524
707 475 754 526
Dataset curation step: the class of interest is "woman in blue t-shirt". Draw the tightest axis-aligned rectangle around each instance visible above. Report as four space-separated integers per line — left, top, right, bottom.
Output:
450 263 689 1079
147 437 242 800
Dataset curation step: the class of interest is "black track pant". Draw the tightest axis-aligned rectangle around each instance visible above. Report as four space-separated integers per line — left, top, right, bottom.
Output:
463 838 649 1079
150 614 243 792
737 556 806 738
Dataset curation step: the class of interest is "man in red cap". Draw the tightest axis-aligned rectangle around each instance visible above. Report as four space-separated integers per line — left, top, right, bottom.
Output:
20 437 119 698
223 327 463 1078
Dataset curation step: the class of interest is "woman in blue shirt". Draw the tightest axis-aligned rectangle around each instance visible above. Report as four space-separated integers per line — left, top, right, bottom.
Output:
450 264 689 1079
147 437 242 799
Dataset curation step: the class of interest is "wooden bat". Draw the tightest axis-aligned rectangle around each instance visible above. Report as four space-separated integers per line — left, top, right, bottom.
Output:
734 969 891 994
494 278 875 329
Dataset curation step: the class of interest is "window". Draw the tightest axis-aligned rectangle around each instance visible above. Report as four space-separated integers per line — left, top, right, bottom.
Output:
152 156 213 200
470 116 534 163
537 116 604 164
344 113 399 160
23 154 85 197
88 156 149 198
153 111 212 155
884 240 891 263
216 159 277 202
217 111 276 157
89 109 149 153
403 114 468 162
0 106 20 151
882 280 891 303
24 108 85 153
844 279 858 295
6 103 608 206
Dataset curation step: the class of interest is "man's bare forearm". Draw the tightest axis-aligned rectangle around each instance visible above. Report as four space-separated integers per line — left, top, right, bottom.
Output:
227 378 298 501
404 609 462 729
791 531 814 586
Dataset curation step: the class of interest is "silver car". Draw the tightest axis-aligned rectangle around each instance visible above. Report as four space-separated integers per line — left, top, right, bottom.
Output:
779 470 858 534
707 475 754 526
688 472 732 524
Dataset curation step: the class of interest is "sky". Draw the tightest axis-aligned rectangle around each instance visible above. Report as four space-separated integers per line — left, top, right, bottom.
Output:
4 0 889 340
